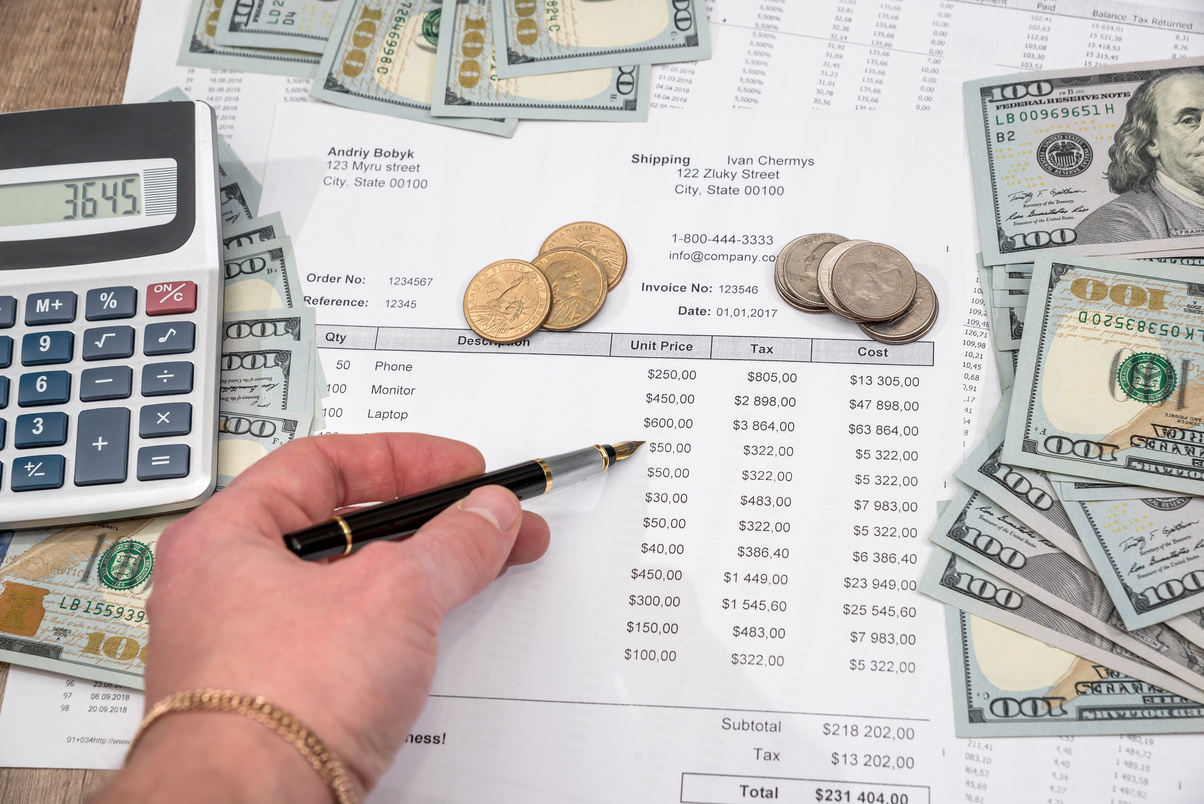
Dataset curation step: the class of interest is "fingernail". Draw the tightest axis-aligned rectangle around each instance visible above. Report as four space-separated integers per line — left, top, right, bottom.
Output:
459 487 520 532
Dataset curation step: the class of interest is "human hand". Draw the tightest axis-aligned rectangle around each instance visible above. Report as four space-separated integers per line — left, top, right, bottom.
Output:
111 433 550 801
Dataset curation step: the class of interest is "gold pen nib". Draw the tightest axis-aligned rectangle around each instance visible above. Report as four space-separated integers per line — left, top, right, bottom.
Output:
612 440 645 460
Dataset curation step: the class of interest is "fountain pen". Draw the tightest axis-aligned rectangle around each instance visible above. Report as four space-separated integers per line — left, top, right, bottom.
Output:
284 441 645 560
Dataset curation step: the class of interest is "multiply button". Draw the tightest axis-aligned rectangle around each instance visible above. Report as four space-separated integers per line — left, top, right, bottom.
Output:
140 403 192 438
75 408 130 486
146 281 197 316
25 291 76 325
141 362 193 396
11 454 65 491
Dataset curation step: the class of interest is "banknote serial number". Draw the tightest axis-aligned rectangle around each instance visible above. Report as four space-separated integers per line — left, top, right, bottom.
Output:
60 597 145 622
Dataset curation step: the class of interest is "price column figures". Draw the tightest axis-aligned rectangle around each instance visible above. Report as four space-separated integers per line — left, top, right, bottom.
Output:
629 363 701 666
727 368 800 671
844 372 923 682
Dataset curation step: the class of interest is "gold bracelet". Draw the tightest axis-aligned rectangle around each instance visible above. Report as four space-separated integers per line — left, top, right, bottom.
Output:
128 689 359 804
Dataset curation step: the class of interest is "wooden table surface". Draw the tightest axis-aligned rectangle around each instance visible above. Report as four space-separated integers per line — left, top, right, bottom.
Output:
0 0 140 799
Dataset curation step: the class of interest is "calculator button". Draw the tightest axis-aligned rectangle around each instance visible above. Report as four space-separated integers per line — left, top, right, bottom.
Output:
85 287 138 321
11 454 65 491
137 444 189 481
144 322 195 356
0 419 6 449
146 282 197 316
75 408 130 486
0 377 8 409
0 297 15 328
18 371 71 406
24 292 76 325
21 331 74 366
82 326 135 361
14 412 69 449
141 362 193 396
80 366 133 401
140 403 192 438
0 335 10 368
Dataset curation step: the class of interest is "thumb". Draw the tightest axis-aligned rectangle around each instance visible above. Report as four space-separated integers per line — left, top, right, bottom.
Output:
392 485 523 616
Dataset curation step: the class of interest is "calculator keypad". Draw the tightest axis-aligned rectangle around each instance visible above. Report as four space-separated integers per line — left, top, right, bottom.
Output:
0 283 210 501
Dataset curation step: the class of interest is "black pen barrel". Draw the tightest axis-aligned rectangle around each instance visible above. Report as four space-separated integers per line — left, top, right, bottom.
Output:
284 462 548 561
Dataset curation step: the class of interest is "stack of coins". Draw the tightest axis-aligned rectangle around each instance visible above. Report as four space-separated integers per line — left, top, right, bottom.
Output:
463 222 627 344
775 233 938 345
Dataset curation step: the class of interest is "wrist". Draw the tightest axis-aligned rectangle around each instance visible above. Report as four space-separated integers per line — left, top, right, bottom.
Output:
92 707 356 804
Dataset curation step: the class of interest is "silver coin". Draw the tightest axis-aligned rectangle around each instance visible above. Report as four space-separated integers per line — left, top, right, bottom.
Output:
859 272 938 344
830 242 917 322
776 233 846 310
816 239 871 321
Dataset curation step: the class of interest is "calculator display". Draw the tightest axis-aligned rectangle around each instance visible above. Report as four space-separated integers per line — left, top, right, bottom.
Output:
0 173 142 227
0 157 177 244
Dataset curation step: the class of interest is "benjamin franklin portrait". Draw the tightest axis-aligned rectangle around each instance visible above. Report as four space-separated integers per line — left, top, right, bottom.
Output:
1075 67 1204 245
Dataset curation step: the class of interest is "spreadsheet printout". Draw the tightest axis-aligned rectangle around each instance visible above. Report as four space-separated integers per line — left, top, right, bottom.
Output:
3 1 1204 802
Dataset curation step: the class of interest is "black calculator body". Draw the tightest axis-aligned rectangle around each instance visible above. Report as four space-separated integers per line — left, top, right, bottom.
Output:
0 102 222 527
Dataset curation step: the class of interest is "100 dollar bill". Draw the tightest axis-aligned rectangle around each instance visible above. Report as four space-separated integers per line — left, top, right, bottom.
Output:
178 0 319 77
965 56 1204 266
1066 496 1204 631
942 606 1204 737
218 406 312 489
1004 254 1204 495
0 516 181 688
214 0 342 54
312 0 517 136
491 0 709 78
432 0 650 122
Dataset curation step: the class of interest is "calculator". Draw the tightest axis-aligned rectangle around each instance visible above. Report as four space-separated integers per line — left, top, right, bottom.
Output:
0 102 222 528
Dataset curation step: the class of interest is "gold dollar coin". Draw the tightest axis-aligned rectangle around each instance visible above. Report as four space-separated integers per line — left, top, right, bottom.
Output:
538 221 628 289
532 248 609 331
463 259 551 344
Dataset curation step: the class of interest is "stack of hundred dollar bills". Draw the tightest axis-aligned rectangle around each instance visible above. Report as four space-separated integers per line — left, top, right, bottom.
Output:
927 56 1204 737
179 0 711 133
0 89 324 688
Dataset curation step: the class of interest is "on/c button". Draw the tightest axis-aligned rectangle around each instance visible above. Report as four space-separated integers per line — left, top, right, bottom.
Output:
146 281 197 316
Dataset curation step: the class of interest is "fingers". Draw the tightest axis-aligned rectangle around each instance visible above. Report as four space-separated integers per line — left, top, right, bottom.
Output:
188 433 486 542
374 485 545 615
506 510 551 568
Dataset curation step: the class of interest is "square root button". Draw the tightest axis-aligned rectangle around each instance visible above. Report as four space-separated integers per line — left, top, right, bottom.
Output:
138 444 189 480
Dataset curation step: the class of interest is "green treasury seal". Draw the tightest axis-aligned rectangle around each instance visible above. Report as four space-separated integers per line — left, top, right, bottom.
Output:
99 540 154 591
1117 353 1176 404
